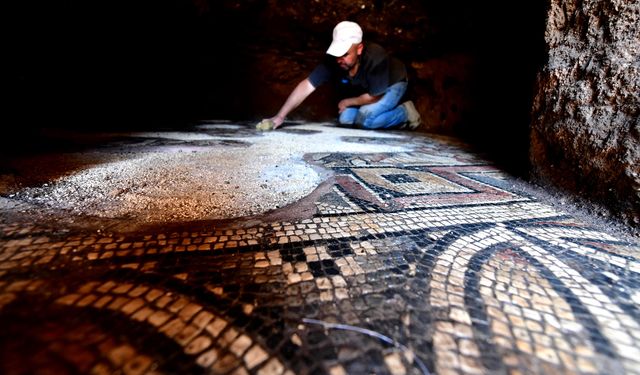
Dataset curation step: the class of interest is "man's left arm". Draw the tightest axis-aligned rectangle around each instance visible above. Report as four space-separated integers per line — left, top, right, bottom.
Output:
338 93 381 113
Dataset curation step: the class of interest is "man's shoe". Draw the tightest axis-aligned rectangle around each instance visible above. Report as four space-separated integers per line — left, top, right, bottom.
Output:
401 101 422 130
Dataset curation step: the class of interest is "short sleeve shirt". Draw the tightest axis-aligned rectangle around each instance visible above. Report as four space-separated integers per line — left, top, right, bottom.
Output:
308 43 407 97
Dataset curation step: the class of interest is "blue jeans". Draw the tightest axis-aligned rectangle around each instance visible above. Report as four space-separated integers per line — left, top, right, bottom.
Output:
338 81 408 129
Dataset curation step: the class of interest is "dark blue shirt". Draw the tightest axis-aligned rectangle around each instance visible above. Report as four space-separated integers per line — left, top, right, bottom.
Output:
308 43 407 97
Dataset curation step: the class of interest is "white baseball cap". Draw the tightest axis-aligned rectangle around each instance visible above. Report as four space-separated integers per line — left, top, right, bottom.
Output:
326 21 363 57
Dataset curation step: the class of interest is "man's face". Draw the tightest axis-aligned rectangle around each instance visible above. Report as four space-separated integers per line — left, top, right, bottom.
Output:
336 43 363 71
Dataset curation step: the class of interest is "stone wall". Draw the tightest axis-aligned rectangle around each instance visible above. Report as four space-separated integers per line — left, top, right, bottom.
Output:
530 0 640 229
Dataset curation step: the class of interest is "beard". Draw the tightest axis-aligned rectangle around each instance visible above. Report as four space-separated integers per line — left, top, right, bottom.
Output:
339 58 358 71
338 61 351 70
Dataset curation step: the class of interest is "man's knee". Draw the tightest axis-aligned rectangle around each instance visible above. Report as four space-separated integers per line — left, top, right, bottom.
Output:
338 112 354 125
355 109 375 128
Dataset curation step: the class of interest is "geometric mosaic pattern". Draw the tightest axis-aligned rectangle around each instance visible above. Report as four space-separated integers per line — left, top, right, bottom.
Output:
1 125 639 374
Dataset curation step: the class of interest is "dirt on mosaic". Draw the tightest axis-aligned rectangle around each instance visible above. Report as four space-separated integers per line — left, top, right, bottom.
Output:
0 123 412 231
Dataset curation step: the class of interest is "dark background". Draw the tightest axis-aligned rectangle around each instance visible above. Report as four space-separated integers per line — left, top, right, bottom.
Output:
4 0 547 175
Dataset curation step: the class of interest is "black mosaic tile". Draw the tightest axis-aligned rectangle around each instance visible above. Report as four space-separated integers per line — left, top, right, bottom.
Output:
382 173 422 184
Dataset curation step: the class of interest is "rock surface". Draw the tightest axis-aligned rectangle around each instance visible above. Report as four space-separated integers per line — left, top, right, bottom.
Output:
530 0 640 229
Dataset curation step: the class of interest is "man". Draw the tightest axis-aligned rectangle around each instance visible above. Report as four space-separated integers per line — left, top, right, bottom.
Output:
267 21 421 130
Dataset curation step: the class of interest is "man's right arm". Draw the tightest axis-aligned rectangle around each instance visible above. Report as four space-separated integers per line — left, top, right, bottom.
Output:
270 78 316 129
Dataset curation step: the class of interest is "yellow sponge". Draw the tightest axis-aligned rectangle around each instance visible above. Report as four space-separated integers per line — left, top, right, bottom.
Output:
256 119 275 131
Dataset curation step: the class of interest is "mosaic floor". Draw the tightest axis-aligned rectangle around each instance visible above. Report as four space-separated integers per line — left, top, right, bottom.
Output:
1 123 639 375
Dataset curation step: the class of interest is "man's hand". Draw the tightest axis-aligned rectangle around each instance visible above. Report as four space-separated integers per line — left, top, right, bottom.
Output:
270 115 285 129
339 94 380 114
269 78 316 129
338 98 353 113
